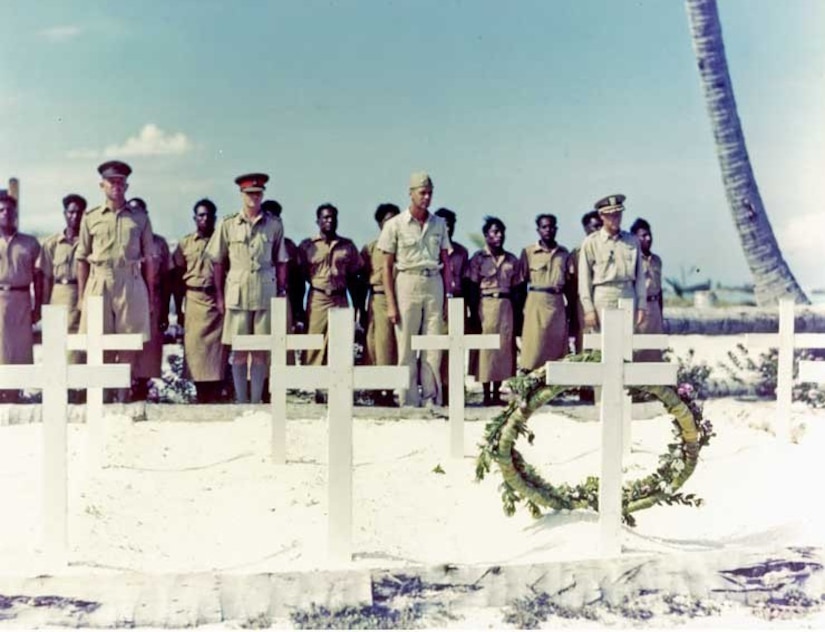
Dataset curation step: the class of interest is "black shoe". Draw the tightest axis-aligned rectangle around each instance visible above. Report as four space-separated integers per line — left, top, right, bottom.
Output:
314 390 327 404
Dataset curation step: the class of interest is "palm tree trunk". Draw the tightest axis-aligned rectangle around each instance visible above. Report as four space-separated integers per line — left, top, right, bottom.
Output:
685 0 809 306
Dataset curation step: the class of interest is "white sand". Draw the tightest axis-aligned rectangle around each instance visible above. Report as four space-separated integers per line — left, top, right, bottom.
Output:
1 396 823 576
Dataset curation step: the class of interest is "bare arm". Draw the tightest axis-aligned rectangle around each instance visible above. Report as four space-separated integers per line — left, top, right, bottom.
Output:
213 262 226 315
32 270 43 324
440 249 453 298
77 260 90 309
383 252 399 325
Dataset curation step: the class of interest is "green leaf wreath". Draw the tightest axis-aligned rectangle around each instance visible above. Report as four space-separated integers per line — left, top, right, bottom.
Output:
475 351 715 527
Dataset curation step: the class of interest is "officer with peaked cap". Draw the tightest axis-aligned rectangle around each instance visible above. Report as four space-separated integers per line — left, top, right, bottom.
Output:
207 172 289 404
577 193 646 333
76 160 156 403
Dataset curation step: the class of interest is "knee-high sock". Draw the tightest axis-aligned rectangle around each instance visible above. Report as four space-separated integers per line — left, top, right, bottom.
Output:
250 364 267 404
232 363 249 403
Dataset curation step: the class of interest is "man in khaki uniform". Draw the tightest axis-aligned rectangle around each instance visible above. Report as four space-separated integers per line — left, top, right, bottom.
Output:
467 216 524 406
0 192 42 403
518 213 573 372
578 194 646 333
128 197 172 401
207 173 288 404
434 207 470 405
38 194 87 369
172 198 227 402
360 203 400 406
378 172 453 408
630 217 664 361
298 203 362 403
76 161 155 404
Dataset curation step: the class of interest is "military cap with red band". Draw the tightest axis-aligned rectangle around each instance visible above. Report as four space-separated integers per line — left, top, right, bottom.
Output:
235 172 269 192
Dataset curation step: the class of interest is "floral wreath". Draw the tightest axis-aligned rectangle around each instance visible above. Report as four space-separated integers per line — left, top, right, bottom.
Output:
475 351 715 527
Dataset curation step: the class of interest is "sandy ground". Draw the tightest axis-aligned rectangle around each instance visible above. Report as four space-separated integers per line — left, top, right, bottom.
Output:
1 335 824 628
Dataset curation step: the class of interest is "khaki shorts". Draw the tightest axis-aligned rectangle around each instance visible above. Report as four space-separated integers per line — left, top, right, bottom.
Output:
222 307 271 345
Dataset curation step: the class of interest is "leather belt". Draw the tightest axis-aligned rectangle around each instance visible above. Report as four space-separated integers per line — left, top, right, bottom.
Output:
311 286 346 297
481 292 511 299
187 285 216 294
398 268 440 277
647 292 662 302
528 286 561 294
0 284 29 292
55 279 77 285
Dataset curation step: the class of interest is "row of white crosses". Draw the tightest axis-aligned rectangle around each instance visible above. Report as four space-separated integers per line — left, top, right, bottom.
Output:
0 296 139 568
232 297 497 563
746 299 825 440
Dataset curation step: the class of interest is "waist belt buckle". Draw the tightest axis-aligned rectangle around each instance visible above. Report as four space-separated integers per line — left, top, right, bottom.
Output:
0 284 10 291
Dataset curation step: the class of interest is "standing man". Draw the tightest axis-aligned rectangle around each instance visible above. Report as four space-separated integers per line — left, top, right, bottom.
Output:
467 216 524 406
518 214 573 372
0 192 41 403
434 207 470 405
262 198 306 340
76 161 155 404
38 194 86 369
128 197 172 401
298 203 362 403
207 173 288 404
378 172 453 408
568 210 603 355
630 217 664 361
578 194 646 334
360 203 400 406
172 198 227 403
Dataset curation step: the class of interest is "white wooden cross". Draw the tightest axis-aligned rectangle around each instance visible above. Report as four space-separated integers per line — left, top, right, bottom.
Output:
239 305 407 564
582 298 669 457
545 307 677 558
746 299 825 440
411 298 499 459
0 304 132 568
232 297 325 464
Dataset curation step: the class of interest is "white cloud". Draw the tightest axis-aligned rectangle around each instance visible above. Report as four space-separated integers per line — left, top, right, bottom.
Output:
67 124 193 160
38 25 82 42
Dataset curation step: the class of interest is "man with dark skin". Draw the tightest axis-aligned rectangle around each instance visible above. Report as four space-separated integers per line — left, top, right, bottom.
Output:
0 193 42 403
630 217 664 362
172 198 228 403
518 214 574 372
298 203 362 403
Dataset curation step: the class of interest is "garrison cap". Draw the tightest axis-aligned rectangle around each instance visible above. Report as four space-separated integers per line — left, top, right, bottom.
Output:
409 171 433 190
594 193 626 214
235 173 269 193
97 160 132 180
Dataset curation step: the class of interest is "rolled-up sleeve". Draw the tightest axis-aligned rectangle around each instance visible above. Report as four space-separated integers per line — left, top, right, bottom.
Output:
376 218 397 255
206 219 227 263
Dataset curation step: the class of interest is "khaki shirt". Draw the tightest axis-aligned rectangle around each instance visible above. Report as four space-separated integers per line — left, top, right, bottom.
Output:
37 232 79 282
152 234 171 277
0 232 40 286
361 239 386 290
468 248 523 293
578 228 646 314
447 241 469 294
173 232 215 289
76 204 154 265
642 253 663 298
298 234 361 293
519 242 570 291
206 211 288 310
376 209 451 271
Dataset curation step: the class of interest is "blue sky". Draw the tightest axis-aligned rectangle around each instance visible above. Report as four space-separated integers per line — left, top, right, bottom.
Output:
1 0 823 290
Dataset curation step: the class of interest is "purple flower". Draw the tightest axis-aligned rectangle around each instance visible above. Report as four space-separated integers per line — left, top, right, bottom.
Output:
677 383 695 399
